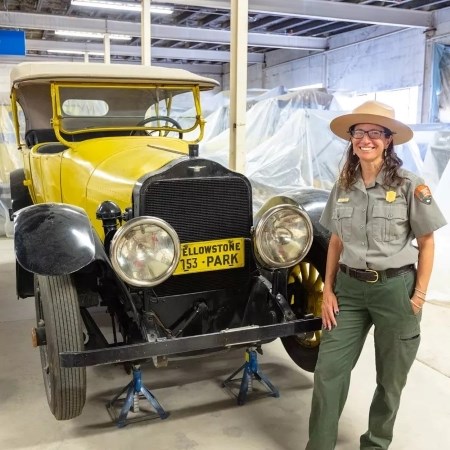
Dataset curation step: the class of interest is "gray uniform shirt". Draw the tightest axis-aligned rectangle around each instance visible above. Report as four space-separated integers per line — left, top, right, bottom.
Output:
319 167 447 270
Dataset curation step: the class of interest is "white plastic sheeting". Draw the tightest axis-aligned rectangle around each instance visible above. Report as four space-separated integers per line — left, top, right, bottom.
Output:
411 124 450 302
0 87 448 302
0 102 22 237
198 89 449 303
200 89 425 204
427 144 450 302
0 105 22 184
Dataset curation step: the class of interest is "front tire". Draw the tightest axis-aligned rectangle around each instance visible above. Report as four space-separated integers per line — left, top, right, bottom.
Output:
35 275 86 420
281 240 327 372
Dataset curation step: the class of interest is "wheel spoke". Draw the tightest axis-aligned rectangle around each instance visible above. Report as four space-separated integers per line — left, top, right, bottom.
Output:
288 260 323 345
314 275 323 290
308 265 318 285
282 242 328 372
300 262 309 283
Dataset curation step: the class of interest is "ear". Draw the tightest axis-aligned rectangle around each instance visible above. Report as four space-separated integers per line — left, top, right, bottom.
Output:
387 135 393 147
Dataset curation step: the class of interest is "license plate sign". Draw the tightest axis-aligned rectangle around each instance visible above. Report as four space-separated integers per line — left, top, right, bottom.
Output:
174 238 245 275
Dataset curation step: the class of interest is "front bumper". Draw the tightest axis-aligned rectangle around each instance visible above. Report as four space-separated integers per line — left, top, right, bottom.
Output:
61 316 322 368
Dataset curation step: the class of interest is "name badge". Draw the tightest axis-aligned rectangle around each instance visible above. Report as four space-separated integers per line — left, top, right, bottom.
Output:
385 191 396 203
337 198 349 203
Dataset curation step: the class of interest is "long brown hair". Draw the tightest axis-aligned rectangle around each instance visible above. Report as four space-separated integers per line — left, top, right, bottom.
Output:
338 127 405 190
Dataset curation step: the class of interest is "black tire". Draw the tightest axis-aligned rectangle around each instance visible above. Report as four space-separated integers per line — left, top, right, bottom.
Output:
35 275 86 420
281 240 327 372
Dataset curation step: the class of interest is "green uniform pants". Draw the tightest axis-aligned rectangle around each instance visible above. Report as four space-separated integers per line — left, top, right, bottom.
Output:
306 269 420 450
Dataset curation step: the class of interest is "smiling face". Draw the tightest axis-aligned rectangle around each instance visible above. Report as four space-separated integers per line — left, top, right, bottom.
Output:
350 123 393 166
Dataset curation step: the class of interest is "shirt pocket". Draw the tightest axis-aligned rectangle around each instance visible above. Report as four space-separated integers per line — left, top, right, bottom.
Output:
332 206 354 242
372 204 408 242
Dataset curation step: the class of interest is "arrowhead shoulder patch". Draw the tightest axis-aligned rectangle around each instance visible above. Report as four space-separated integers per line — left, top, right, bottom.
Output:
414 184 432 205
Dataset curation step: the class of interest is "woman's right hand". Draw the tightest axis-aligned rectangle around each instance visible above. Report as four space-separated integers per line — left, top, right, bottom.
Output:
322 287 339 331
321 233 342 331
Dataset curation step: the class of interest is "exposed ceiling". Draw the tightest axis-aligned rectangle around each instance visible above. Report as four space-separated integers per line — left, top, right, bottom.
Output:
1 0 450 73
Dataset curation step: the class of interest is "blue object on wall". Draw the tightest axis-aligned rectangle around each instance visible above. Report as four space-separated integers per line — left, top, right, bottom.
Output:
0 30 26 56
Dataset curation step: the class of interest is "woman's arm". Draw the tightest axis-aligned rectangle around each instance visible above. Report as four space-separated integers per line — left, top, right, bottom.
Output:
322 233 343 330
410 232 435 314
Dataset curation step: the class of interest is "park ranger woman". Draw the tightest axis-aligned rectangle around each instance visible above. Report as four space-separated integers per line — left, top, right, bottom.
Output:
306 101 447 450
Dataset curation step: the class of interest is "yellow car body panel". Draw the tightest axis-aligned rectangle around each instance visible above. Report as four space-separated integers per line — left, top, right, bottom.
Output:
22 134 189 239
60 136 189 238
31 150 63 203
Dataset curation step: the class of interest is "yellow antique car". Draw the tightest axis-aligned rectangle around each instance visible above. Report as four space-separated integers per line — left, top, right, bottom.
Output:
9 62 328 424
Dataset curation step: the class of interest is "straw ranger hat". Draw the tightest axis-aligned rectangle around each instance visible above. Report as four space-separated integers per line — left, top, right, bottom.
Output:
330 100 413 145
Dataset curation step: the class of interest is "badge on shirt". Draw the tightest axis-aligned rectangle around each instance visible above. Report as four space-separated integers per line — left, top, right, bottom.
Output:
414 184 433 205
337 198 349 203
385 191 396 203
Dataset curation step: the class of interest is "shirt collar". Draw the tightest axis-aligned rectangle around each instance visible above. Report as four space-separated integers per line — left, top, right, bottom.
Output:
354 166 386 191
375 168 386 185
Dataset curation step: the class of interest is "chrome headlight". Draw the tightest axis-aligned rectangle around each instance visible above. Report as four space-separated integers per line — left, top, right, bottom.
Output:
110 217 180 287
254 204 313 269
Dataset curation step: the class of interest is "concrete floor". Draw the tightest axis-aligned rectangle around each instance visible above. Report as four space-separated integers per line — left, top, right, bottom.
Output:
0 237 449 450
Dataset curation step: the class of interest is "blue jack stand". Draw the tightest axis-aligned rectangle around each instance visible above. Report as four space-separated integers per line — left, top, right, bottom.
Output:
222 347 280 405
106 364 169 427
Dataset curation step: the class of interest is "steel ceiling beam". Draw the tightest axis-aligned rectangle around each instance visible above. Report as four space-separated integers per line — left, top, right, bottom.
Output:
152 24 327 50
0 12 327 50
155 0 433 28
26 39 265 63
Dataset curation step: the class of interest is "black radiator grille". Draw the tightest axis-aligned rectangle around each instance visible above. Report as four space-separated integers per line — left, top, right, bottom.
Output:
140 176 253 296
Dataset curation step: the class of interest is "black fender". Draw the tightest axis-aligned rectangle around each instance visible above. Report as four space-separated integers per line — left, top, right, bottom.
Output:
14 203 97 276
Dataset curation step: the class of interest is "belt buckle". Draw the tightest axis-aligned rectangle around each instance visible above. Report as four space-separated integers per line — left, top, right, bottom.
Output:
365 269 379 283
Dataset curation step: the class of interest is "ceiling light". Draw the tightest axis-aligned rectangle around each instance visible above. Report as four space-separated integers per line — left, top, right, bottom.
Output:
55 30 132 40
47 49 104 56
71 0 173 14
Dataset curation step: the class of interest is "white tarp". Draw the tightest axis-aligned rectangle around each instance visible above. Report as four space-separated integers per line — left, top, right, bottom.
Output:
428 160 450 302
0 101 22 238
200 90 425 200
199 89 449 303
0 86 448 303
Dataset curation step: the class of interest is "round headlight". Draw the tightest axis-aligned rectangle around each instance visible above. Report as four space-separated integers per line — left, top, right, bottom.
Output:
254 204 313 269
110 217 180 287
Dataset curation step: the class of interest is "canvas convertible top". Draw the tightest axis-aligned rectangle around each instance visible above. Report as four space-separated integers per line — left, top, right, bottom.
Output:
10 62 220 90
10 62 219 135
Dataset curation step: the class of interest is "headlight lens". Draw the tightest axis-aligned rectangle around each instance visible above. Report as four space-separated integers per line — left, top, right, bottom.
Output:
254 204 313 268
110 217 180 287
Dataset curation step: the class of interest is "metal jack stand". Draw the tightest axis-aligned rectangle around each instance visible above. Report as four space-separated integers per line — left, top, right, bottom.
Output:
222 347 280 405
106 364 169 427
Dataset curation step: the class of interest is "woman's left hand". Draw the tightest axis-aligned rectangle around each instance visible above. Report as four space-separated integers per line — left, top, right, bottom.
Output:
410 293 425 315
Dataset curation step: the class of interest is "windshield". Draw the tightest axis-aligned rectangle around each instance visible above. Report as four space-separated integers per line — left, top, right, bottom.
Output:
57 84 199 134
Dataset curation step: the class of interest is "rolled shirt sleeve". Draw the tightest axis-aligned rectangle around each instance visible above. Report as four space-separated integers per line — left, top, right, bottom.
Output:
405 173 447 237
319 183 339 235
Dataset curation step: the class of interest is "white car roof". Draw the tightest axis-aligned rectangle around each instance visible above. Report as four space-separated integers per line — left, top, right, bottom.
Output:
10 62 220 89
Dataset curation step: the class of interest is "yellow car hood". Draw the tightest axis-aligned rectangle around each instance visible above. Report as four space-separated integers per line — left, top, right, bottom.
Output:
62 136 189 239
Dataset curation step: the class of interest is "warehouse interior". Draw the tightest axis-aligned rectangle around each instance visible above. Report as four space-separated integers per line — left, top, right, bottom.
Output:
0 1 450 449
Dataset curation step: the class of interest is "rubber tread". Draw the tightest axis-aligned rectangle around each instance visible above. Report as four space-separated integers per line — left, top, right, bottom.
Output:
37 275 86 420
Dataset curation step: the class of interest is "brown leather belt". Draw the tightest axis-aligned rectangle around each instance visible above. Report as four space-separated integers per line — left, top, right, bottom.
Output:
339 264 415 283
